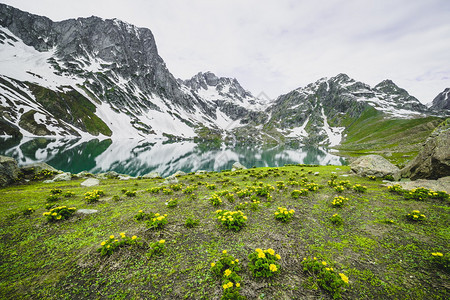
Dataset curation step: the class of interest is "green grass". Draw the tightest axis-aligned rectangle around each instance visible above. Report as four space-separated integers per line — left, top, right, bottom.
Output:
0 166 448 299
337 107 443 166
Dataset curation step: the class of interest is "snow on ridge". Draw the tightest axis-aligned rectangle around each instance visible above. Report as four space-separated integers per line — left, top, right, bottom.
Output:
287 116 309 138
321 107 344 147
0 27 82 90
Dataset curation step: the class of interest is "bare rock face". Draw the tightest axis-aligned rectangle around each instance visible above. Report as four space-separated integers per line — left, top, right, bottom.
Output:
402 119 450 179
350 154 400 179
0 155 19 186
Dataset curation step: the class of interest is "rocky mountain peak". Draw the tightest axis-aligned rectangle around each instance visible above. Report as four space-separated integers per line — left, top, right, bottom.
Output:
182 71 253 101
374 79 406 95
430 88 450 111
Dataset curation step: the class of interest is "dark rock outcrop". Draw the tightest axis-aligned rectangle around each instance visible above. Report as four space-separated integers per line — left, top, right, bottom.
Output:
430 88 450 112
0 155 19 186
402 119 450 179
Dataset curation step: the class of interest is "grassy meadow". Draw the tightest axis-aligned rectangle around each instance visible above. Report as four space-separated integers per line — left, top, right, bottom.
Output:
0 165 449 299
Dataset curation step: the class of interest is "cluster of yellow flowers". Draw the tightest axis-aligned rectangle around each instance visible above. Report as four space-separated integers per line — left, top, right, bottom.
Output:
43 206 76 221
431 252 443 257
332 196 348 207
151 213 167 222
223 281 237 290
216 210 247 222
274 207 295 222
406 210 426 221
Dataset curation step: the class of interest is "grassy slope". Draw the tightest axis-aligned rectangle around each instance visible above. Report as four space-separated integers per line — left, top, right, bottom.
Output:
0 166 448 299
336 107 443 166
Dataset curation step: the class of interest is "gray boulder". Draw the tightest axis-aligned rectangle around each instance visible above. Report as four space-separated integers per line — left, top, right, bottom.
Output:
401 119 450 179
53 172 72 181
142 171 161 179
81 178 100 187
350 155 400 179
231 162 247 171
0 155 19 186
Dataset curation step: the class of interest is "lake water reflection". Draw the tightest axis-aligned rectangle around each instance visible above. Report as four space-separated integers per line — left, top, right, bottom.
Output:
0 137 346 177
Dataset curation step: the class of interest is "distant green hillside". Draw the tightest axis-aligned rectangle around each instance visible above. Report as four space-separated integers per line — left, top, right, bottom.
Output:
336 107 443 166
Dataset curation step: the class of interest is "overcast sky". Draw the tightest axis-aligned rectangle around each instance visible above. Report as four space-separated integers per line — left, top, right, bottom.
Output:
2 0 450 103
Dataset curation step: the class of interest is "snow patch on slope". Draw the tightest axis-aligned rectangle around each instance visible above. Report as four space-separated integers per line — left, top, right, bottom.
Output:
0 27 82 89
321 108 344 147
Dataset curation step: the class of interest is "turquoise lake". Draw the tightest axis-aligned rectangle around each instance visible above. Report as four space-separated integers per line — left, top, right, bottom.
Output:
0 137 346 177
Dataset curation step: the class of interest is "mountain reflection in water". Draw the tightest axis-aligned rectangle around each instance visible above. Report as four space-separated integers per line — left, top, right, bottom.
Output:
0 137 346 177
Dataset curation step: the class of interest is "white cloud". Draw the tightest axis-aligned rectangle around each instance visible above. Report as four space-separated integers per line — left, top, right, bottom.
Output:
1 0 449 102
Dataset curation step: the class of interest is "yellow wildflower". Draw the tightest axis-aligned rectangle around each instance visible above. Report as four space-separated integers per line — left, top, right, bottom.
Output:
138 210 143 213
269 264 278 272
222 250 227 254
131 236 137 240
224 269 232 277
211 262 215 267
412 210 420 213
432 252 443 256
101 241 106 246
120 232 126 237
106 245 110 249
267 248 275 255
155 213 160 217
159 239 165 244
256 248 263 252
243 216 247 220
52 212 57 216
235 259 239 263
276 254 281 260
339 273 349 284
236 283 240 288
110 235 115 239
258 252 266 259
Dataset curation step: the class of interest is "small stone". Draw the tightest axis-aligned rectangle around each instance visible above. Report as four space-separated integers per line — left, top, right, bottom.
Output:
81 178 100 187
164 175 178 185
53 172 71 181
76 209 98 215
314 172 320 176
142 171 161 179
231 162 247 171
173 170 187 177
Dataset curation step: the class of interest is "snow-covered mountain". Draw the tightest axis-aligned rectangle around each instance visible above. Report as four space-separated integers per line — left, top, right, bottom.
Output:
0 3 263 140
430 88 450 112
0 4 446 147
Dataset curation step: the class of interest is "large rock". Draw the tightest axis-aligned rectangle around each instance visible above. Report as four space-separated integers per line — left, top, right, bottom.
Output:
402 119 450 180
20 162 58 178
350 155 400 179
0 155 19 186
